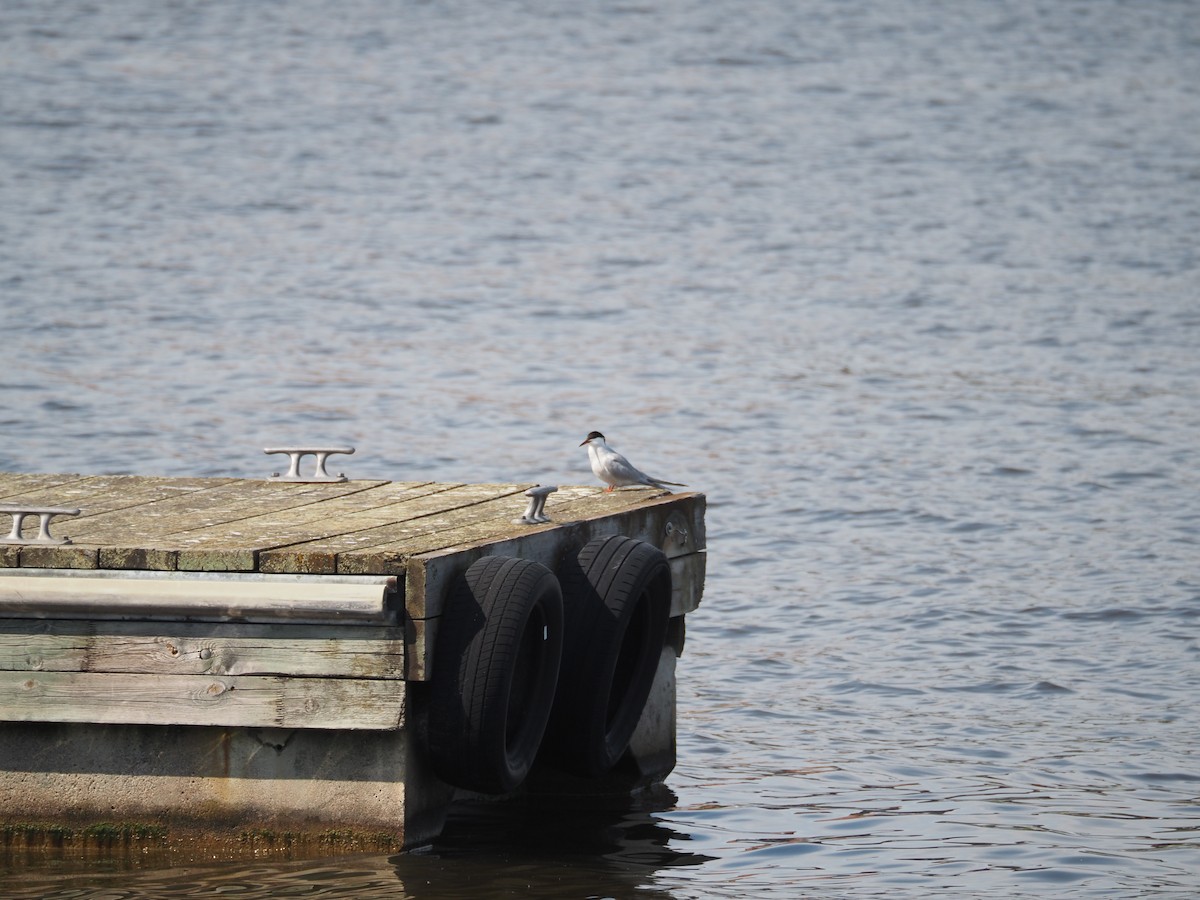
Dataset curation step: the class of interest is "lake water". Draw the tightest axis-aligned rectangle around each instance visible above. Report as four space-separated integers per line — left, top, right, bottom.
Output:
2 0 1199 896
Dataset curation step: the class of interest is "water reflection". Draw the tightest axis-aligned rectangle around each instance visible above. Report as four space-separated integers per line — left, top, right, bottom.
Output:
402 785 714 899
0 787 713 898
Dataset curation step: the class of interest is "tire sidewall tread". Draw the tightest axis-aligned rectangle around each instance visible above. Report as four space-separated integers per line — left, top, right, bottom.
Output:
546 535 672 777
428 555 563 794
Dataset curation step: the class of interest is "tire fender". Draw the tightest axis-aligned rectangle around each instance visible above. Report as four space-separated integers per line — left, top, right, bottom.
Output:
428 555 564 794
544 535 672 777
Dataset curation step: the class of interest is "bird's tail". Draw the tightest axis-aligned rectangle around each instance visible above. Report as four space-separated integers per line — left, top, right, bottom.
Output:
651 479 687 488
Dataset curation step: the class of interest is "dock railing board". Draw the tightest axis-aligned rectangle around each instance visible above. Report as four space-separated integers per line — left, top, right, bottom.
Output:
0 472 705 850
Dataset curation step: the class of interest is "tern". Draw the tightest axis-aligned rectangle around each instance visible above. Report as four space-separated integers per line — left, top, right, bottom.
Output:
579 431 686 493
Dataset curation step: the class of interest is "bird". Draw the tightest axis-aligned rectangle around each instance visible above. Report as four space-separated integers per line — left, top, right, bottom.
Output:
579 431 686 493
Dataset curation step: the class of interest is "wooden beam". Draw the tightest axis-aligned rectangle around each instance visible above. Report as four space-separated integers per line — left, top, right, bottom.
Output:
355 489 703 579
669 551 707 617
18 545 98 569
0 571 399 625
0 671 406 729
0 620 405 679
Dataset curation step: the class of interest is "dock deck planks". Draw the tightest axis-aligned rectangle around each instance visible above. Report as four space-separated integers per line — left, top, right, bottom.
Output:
1 474 691 576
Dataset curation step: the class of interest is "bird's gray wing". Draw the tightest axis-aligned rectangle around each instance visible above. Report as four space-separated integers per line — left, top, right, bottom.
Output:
607 448 685 488
608 453 653 485
622 458 685 488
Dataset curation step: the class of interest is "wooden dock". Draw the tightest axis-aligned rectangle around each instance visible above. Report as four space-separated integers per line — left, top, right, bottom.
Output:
0 471 705 851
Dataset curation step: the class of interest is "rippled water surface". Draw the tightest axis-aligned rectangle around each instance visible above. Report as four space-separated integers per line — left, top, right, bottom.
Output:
3 0 1200 896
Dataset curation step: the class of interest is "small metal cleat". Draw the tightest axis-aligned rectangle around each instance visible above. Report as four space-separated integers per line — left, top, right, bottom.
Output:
264 447 355 483
515 485 557 524
0 506 82 545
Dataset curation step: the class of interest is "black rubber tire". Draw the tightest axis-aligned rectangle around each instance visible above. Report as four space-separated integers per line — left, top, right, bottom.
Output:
428 555 564 794
543 535 672 777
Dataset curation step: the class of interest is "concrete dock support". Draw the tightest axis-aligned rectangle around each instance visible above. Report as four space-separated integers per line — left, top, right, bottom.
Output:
0 712 453 849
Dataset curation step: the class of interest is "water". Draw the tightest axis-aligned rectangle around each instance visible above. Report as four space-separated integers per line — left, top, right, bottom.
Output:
2 0 1199 895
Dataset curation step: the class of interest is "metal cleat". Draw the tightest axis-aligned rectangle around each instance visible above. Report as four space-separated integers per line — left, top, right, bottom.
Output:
0 506 82 545
515 485 557 524
265 446 355 483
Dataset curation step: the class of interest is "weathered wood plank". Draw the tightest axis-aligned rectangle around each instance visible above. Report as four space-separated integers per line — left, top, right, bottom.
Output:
0 475 237 521
260 484 535 575
0 570 399 624
163 481 454 575
0 620 405 679
2 477 240 568
177 482 501 573
0 473 91 500
252 480 456 525
61 479 392 572
0 671 406 729
98 546 179 571
174 546 254 572
669 551 707 617
18 545 99 569
63 479 388 540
